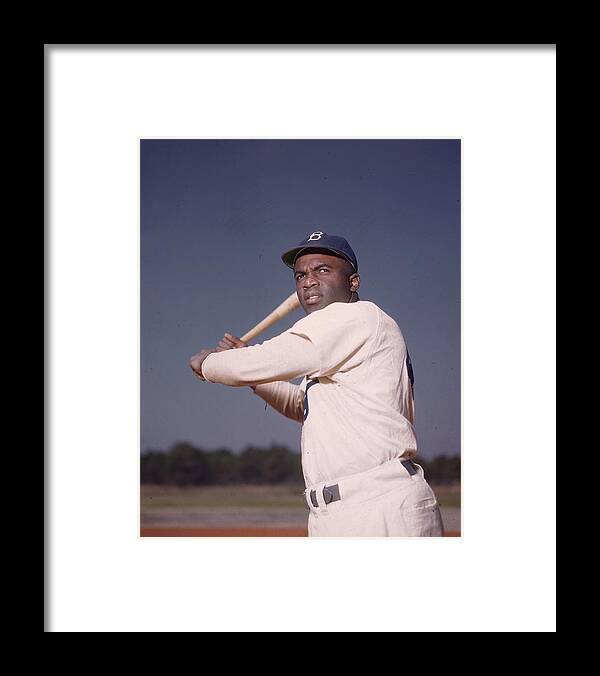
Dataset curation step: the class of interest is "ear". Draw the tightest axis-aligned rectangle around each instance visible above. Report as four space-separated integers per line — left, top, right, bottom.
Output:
350 273 360 292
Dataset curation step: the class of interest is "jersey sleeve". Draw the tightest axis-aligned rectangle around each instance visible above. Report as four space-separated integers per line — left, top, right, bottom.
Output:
286 302 378 377
201 332 320 386
252 381 304 423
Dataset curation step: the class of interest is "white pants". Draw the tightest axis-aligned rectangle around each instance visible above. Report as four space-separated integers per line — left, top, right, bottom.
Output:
305 458 444 537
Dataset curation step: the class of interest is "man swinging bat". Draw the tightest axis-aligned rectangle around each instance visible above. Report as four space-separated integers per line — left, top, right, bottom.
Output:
189 231 444 537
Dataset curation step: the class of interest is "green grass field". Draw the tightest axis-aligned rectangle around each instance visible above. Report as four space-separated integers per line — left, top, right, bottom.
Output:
141 483 461 509
141 484 307 509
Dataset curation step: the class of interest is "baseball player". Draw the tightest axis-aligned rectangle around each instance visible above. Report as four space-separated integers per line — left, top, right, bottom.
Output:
190 231 444 537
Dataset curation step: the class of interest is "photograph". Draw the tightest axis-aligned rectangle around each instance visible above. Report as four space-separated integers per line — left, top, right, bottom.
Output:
140 138 461 537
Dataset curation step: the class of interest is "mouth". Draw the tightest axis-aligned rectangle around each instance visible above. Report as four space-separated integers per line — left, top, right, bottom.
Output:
304 294 322 305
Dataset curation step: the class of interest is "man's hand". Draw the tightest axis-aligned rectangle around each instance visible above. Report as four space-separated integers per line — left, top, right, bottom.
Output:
216 333 248 351
190 335 247 381
214 333 255 390
189 348 218 380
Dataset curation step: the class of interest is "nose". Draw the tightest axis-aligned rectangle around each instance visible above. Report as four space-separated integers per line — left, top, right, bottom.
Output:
302 274 318 289
302 272 319 289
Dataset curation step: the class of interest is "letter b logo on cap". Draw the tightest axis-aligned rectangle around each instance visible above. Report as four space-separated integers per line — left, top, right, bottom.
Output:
308 231 324 241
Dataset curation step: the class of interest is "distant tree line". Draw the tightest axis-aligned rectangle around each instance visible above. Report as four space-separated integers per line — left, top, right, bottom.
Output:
141 443 461 486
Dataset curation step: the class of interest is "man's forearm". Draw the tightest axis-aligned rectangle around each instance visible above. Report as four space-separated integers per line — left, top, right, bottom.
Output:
252 381 304 423
201 332 319 386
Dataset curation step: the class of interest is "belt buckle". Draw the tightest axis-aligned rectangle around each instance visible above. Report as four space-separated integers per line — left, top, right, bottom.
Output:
309 486 333 508
309 484 339 508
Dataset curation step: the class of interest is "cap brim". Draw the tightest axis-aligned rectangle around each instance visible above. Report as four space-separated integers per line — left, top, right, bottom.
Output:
281 247 305 268
281 245 356 270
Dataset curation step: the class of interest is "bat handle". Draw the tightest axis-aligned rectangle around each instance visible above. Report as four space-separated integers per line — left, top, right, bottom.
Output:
240 328 261 343
240 292 301 343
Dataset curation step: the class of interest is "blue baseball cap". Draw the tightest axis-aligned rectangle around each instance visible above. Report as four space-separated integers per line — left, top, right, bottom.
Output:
281 231 358 272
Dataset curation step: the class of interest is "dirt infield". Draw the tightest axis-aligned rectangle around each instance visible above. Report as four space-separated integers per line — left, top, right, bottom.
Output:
140 527 460 537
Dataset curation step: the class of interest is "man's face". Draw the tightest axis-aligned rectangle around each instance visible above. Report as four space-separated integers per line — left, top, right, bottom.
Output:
294 251 359 314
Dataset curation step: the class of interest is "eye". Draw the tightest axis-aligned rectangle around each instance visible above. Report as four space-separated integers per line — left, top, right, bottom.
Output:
319 267 328 273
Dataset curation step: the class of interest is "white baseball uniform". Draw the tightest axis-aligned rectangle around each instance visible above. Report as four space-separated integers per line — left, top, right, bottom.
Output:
201 300 443 537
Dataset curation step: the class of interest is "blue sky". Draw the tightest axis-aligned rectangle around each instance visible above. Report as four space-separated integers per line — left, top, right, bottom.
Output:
141 139 460 459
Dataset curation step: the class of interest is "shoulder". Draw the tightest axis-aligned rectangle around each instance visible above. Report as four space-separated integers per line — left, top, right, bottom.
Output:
366 302 401 331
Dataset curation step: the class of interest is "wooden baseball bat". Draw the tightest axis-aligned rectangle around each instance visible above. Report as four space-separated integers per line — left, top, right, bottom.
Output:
240 292 301 343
